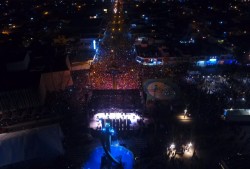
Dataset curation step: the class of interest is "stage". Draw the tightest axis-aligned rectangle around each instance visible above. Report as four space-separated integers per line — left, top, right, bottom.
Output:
89 112 149 131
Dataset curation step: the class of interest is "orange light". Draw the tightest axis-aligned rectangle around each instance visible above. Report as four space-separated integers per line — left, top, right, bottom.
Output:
2 30 10 35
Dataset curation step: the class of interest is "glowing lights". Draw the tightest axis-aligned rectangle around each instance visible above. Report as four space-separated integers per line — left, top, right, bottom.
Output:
209 58 217 62
89 112 146 131
218 39 224 44
77 5 81 10
43 11 49 15
101 123 115 135
110 128 115 134
93 112 141 123
197 55 235 67
170 143 175 150
90 15 97 19
93 40 96 50
2 30 10 35
180 37 195 44
131 23 136 28
177 113 192 123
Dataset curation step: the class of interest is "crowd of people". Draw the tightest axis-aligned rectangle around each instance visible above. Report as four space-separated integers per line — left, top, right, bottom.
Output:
183 73 250 110
89 90 142 111
90 37 141 90
184 75 229 94
90 41 177 90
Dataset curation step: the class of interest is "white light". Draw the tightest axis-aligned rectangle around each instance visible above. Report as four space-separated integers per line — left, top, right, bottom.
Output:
93 40 96 50
93 112 141 124
170 143 175 149
209 58 217 62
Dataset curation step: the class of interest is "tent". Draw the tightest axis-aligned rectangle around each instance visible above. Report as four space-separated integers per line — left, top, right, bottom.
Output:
0 124 64 167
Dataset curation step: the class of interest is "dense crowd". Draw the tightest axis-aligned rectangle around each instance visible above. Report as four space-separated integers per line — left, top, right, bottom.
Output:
89 90 142 111
90 40 180 90
90 36 141 90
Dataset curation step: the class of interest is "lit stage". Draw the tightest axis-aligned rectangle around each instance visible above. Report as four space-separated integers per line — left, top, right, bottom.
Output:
89 112 148 130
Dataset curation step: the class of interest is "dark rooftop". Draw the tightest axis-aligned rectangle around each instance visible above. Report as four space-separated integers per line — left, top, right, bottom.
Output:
0 72 41 92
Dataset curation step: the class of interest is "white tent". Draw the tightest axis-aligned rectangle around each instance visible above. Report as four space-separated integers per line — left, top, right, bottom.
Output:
0 124 64 167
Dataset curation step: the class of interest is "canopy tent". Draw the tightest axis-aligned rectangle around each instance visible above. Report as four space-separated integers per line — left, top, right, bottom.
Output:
0 124 64 167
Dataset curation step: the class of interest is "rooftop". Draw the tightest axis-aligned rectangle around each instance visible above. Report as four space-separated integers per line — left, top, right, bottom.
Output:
0 72 41 92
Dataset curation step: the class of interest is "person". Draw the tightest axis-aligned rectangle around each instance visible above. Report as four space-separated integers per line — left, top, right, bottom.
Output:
192 149 196 158
184 109 187 118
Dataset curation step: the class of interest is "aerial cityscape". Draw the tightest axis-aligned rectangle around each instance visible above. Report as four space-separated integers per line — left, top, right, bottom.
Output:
0 0 250 169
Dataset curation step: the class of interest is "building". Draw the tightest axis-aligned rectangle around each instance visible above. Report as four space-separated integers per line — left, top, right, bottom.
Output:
222 109 250 122
134 37 167 65
68 36 99 70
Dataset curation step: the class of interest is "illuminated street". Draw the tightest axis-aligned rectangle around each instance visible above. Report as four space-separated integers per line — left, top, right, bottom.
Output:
1 0 250 169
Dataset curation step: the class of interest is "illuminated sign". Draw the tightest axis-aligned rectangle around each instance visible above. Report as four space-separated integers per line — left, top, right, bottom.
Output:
209 58 217 62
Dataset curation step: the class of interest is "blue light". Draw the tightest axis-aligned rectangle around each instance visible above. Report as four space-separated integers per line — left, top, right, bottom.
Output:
110 128 114 134
209 58 217 62
197 60 205 67
83 146 134 169
224 110 227 116
93 40 96 50
131 24 136 27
